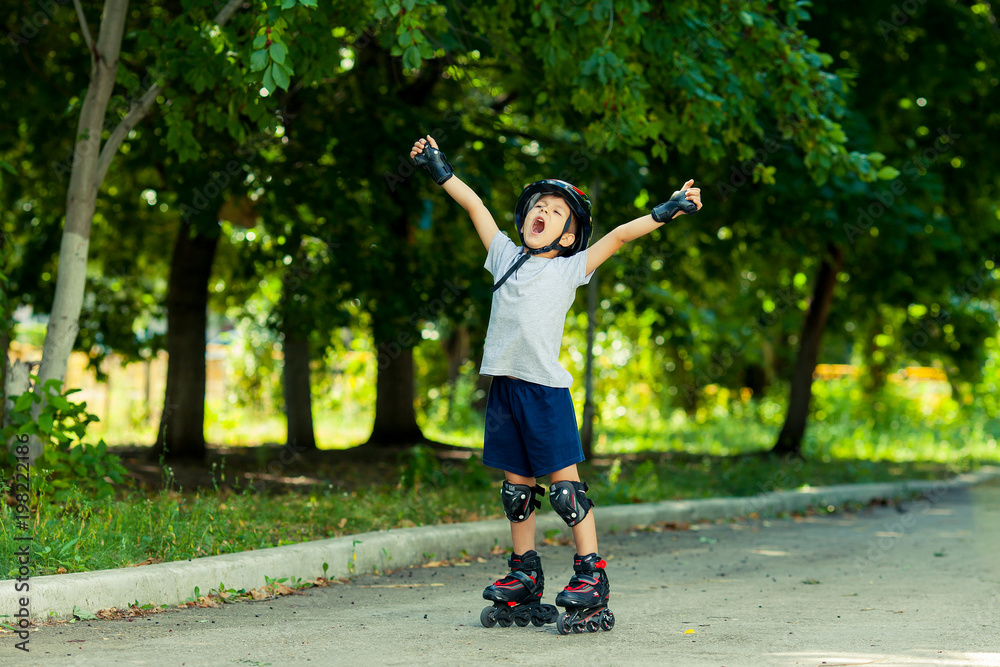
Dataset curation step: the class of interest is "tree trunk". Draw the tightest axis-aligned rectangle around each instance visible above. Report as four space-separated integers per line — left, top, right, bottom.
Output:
282 334 317 451
367 342 424 446
773 244 844 456
442 325 470 420
36 0 130 392
580 265 599 459
154 224 218 461
34 0 244 451
743 362 769 398
4 361 32 457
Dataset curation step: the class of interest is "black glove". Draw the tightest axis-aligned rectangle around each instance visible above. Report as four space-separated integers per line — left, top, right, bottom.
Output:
412 146 454 185
651 189 698 223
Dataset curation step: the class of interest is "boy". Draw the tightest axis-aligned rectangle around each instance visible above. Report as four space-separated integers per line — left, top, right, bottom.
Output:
410 135 702 634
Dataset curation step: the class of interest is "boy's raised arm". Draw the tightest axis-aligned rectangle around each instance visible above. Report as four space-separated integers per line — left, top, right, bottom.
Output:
411 135 500 251
585 180 703 276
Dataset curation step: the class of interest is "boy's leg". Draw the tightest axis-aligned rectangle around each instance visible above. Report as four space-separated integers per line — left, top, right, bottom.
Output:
505 471 537 554
481 470 559 628
549 463 614 633
550 464 598 555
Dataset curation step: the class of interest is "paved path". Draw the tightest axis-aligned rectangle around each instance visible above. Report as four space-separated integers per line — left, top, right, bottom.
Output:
6 480 999 666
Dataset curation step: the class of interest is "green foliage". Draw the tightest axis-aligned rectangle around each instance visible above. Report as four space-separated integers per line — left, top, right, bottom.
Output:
398 444 492 492
1 377 130 504
4 377 97 447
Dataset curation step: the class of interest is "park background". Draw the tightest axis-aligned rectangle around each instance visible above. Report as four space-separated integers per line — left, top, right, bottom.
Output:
1 0 999 582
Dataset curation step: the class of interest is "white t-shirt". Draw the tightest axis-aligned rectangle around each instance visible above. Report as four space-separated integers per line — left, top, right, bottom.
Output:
479 231 593 387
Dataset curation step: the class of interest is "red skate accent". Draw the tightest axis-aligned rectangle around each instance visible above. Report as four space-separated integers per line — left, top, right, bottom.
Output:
493 573 535 589
596 559 607 569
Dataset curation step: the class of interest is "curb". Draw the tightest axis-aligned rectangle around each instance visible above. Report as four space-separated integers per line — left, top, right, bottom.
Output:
6 467 998 620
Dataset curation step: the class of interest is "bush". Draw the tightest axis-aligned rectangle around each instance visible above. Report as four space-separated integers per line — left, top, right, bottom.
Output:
2 376 130 506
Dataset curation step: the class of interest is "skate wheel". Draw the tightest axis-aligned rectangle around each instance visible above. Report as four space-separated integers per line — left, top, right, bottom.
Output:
585 620 599 633
532 606 556 626
497 616 513 628
480 606 497 628
514 615 529 627
600 609 615 631
556 612 572 635
571 622 584 633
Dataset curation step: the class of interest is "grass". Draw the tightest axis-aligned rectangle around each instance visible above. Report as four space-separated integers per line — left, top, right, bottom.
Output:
1 438 991 579
3 378 998 579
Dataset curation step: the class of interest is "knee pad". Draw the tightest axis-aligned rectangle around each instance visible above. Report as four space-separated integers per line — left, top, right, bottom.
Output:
549 480 594 527
501 481 544 523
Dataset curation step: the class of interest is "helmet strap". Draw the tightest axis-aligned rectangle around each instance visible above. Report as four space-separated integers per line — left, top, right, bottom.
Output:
493 218 573 292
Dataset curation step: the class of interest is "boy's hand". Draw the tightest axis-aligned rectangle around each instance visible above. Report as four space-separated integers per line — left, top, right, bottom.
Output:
411 135 453 185
651 179 702 222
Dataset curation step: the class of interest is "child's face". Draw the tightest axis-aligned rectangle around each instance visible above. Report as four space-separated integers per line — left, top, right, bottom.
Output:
520 194 576 251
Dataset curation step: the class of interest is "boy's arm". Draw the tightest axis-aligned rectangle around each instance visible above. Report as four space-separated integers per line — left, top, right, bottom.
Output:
585 180 702 276
411 135 499 251
441 176 501 251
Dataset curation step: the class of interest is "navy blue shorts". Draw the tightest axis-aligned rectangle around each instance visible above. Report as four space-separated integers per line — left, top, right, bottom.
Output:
482 376 585 478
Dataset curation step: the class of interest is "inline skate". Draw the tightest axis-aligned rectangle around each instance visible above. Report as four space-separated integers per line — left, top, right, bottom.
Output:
481 550 558 628
554 552 615 634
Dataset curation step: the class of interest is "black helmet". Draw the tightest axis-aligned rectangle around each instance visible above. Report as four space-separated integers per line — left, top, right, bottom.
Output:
514 179 593 257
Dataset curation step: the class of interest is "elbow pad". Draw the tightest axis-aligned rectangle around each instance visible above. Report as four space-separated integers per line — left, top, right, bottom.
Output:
412 146 454 185
651 189 698 223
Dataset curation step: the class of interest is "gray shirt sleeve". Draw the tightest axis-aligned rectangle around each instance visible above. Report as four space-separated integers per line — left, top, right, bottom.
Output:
485 230 520 279
560 249 594 288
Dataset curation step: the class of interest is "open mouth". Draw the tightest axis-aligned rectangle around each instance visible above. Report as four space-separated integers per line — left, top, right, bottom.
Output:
531 217 545 235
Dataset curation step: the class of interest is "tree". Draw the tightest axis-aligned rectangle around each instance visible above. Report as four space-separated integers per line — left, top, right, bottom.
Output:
12 0 322 461
767 0 1000 454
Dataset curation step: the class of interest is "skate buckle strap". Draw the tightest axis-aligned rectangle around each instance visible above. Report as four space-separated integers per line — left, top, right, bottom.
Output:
596 559 607 569
506 570 536 587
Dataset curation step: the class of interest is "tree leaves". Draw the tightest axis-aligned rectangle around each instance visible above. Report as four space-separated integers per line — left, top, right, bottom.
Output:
402 45 421 70
250 48 269 72
269 41 288 65
271 62 291 90
262 63 276 94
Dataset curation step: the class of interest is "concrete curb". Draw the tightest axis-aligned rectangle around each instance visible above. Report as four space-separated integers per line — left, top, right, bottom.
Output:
7 467 998 621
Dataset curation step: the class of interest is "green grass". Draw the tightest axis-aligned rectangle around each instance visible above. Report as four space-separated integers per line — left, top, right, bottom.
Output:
4 378 999 579
1 440 990 579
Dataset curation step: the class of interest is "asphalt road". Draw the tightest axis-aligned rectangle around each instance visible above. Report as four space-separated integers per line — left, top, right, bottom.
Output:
5 480 999 666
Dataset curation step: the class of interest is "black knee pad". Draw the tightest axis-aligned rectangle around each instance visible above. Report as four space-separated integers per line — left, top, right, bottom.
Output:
549 480 594 527
501 481 544 523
